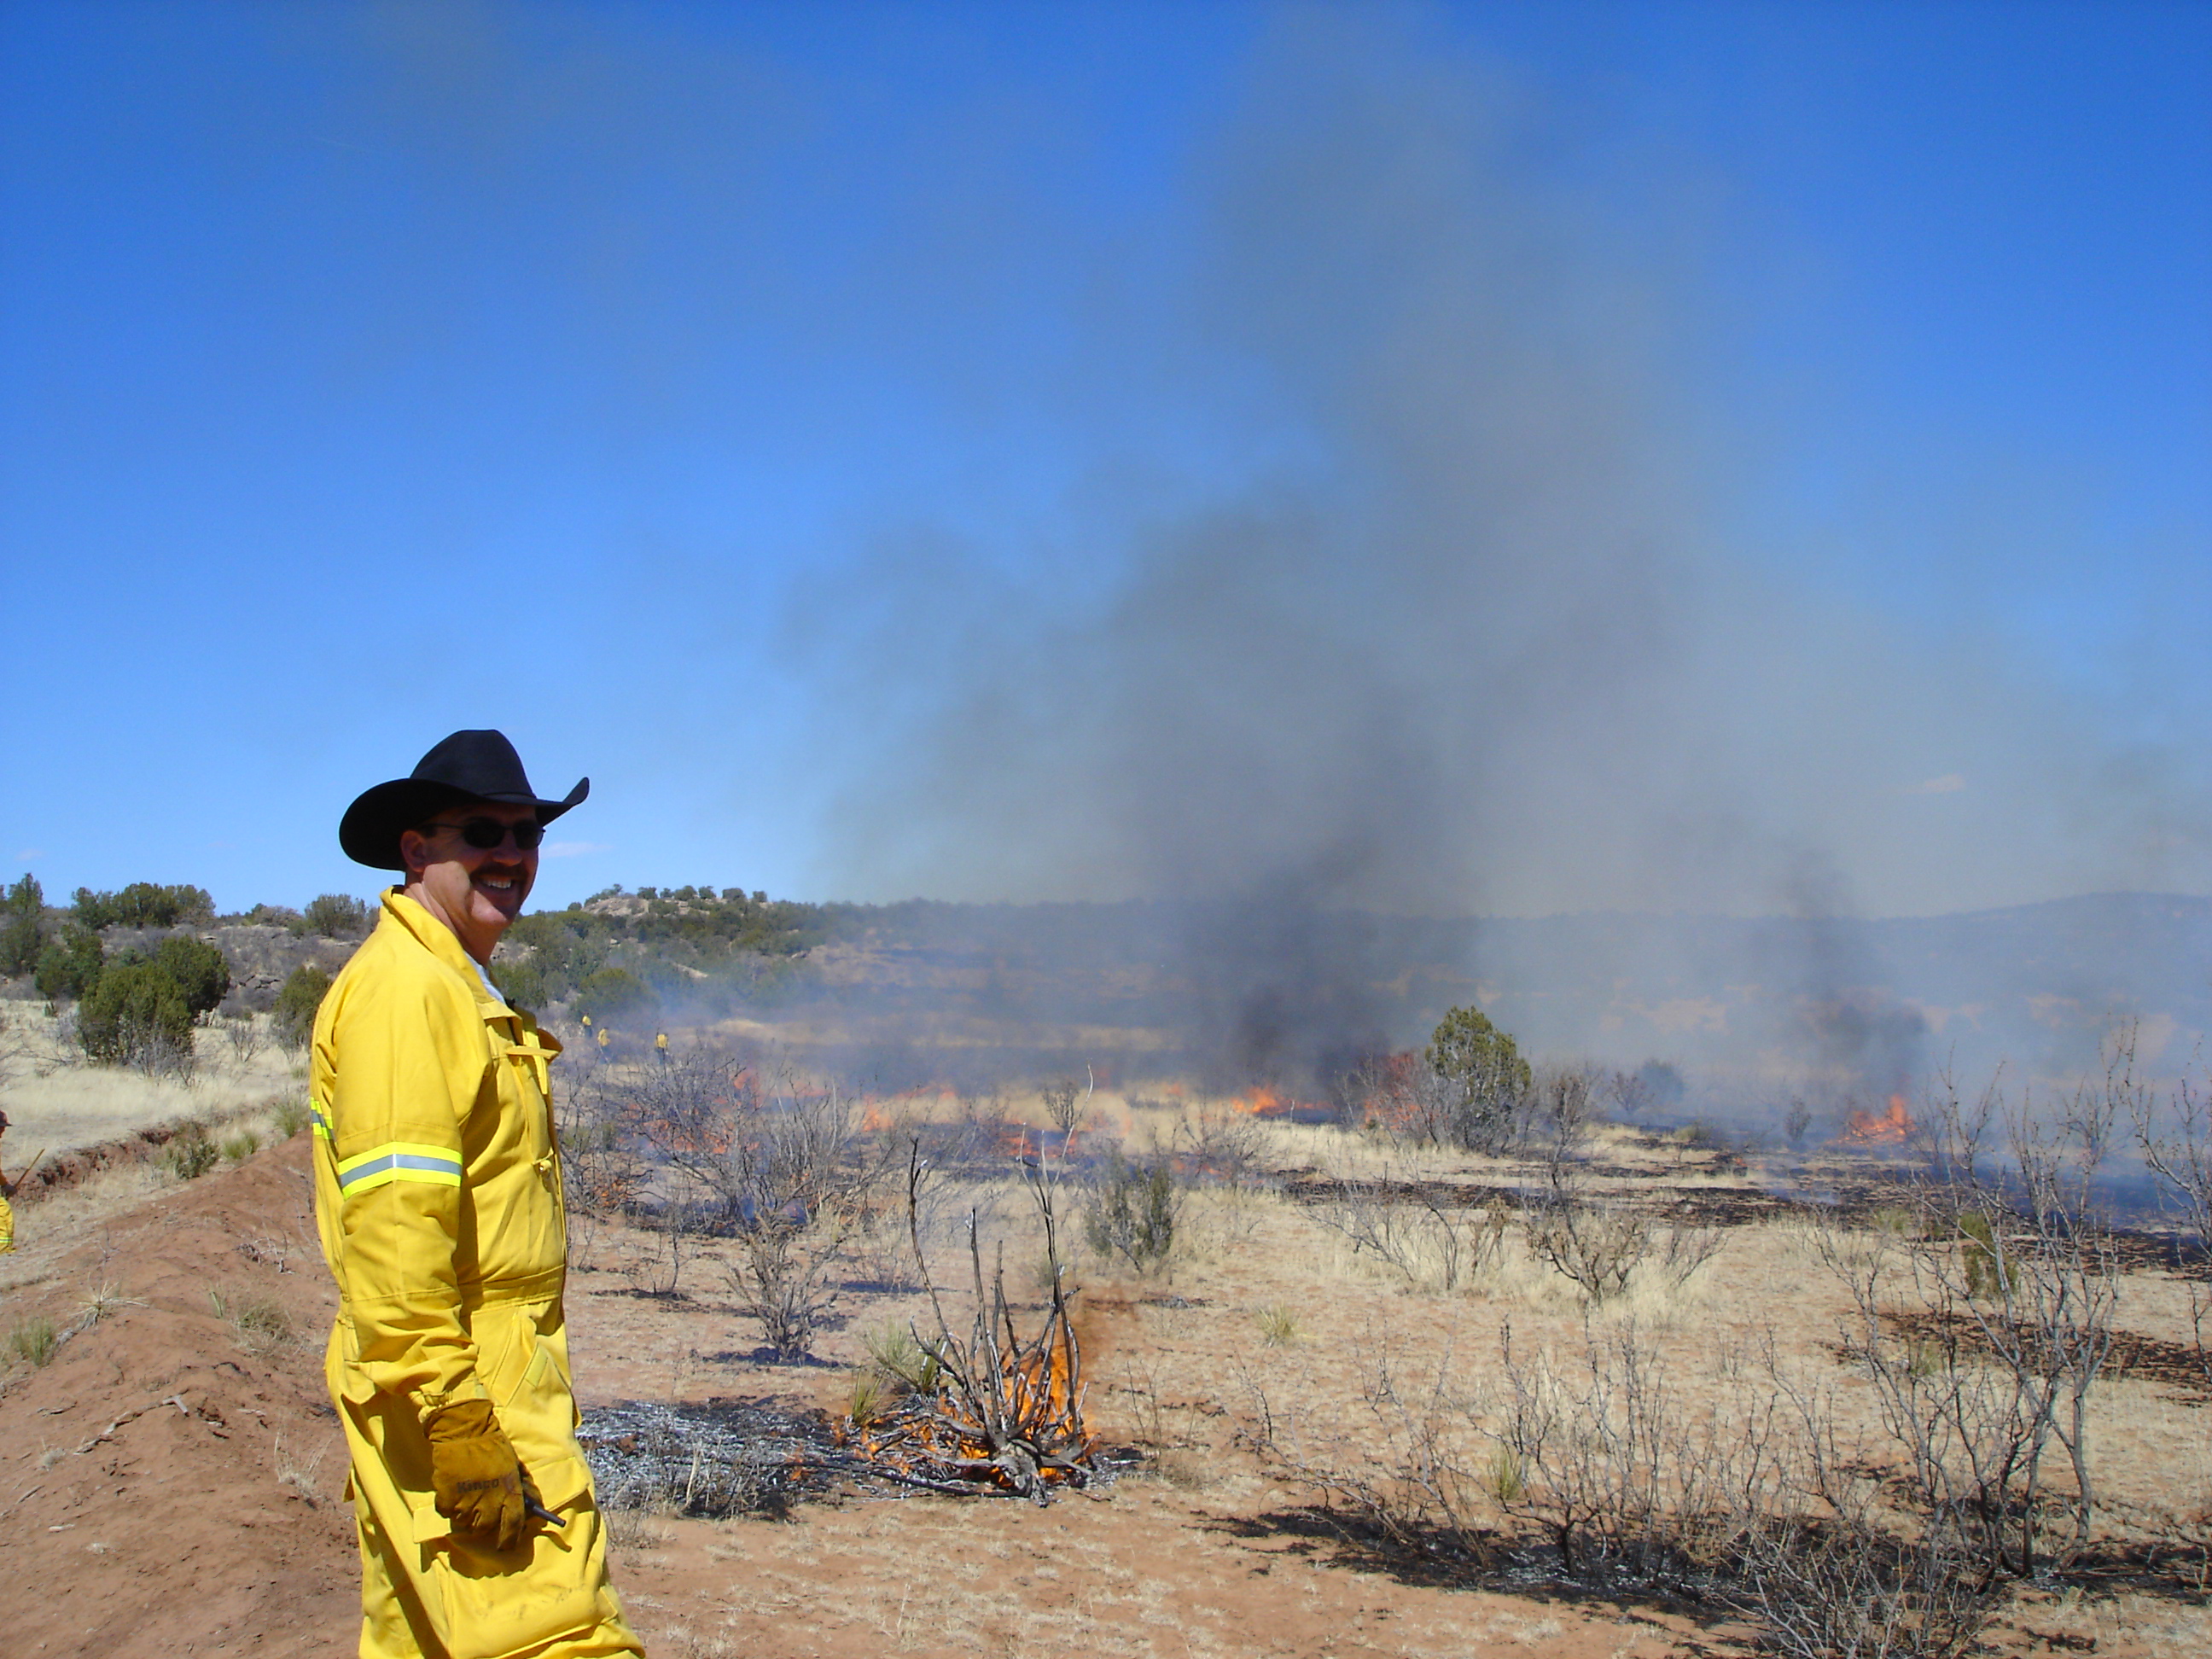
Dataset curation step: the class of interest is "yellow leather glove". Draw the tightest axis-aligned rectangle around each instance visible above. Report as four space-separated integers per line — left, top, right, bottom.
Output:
423 1399 532 1551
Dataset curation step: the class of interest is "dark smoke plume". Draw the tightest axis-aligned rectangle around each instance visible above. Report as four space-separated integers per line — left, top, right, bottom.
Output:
795 12 2211 1084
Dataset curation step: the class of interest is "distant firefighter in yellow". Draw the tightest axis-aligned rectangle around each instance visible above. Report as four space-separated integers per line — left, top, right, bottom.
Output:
317 731 642 1659
596 1026 610 1055
654 1031 668 1063
0 1109 20 1253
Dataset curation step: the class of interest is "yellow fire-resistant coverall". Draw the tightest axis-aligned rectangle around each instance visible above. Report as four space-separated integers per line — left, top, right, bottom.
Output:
0 1190 14 1252
311 890 643 1659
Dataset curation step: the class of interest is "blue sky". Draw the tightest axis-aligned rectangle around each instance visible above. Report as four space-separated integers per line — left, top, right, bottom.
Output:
2 1 2206 917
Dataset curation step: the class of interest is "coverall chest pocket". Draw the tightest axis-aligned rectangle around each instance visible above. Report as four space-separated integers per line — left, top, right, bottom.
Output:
496 1035 557 1169
491 1022 554 1101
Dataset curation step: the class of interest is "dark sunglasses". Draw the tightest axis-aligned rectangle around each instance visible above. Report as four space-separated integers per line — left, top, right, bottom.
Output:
424 817 545 852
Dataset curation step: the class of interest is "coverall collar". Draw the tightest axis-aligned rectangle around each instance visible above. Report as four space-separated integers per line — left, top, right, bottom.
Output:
378 888 515 1022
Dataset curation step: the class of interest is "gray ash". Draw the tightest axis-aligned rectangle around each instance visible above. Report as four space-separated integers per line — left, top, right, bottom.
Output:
579 1397 856 1517
579 1395 1132 1516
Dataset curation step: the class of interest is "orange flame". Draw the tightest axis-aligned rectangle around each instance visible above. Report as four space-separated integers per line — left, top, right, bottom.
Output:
844 1332 1093 1493
1337 1051 1424 1135
1231 1086 1307 1119
1842 1094 1914 1146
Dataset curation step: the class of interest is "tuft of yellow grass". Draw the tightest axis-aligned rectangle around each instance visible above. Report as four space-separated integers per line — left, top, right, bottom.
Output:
7 1315 59 1366
211 1289 295 1356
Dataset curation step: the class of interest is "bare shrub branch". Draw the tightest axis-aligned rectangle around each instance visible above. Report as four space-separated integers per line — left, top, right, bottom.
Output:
1521 1138 1650 1304
1310 1180 1509 1294
1239 1289 2011 1656
608 1049 897 1358
848 1141 1092 1504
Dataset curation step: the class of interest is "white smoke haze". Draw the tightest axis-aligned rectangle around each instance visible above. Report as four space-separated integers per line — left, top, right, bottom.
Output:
773 12 2212 1092
800 12 2205 932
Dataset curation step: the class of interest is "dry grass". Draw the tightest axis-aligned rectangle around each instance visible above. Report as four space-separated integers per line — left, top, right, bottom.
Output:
0 1003 300 1152
0 1161 169 1295
0 1026 311 1299
6 1314 60 1367
212 1289 296 1357
425 1054 2212 1657
72 1278 144 1329
271 1429 330 1505
605 1495 678 1554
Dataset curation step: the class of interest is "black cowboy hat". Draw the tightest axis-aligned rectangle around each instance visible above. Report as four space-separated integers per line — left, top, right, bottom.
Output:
340 730 589 870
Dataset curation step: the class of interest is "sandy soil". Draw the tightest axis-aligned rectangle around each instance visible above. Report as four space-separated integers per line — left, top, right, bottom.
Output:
4 1127 2210 1658
0 1136 357 1656
0 1136 1713 1659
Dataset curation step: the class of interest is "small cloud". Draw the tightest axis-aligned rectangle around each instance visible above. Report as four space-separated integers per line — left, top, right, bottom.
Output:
543 841 613 859
15 849 42 861
1902 773 1967 795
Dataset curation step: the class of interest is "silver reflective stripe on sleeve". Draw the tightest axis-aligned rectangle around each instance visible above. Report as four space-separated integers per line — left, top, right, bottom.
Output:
335 1143 464 1196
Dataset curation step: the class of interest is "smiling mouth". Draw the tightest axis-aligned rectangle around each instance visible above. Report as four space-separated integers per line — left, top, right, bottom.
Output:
476 875 521 894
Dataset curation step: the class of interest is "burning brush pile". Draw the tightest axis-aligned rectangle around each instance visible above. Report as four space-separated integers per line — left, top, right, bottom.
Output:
841 1152 1097 1505
581 1148 1100 1515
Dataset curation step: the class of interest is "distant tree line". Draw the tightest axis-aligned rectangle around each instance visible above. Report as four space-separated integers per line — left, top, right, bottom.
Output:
68 881 215 928
5 869 834 1039
493 884 826 1020
9 882 228 1057
0 870 306 1067
236 894 374 939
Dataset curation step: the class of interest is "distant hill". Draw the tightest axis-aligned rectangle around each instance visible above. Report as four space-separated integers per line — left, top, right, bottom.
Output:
533 889 2212 1096
14 883 2197 1098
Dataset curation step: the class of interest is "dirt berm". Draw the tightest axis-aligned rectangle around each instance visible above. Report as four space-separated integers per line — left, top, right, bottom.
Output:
0 1135 358 1656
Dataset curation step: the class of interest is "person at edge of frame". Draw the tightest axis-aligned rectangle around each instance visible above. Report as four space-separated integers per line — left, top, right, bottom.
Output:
311 729 644 1659
0 1109 19 1253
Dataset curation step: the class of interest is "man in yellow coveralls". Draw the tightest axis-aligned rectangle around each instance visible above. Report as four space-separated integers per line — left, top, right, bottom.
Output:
317 730 643 1658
